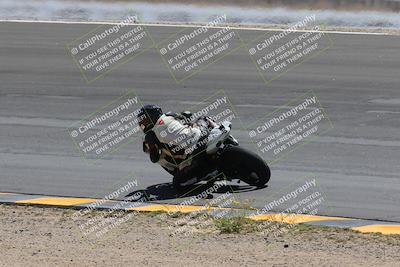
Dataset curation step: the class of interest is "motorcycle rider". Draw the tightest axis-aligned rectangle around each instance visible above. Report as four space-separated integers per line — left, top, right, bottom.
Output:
137 104 217 188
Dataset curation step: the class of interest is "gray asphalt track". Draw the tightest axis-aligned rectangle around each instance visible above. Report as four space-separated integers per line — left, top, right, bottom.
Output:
1 22 399 221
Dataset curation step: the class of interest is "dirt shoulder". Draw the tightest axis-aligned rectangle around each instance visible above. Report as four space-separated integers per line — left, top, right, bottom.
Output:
0 204 399 267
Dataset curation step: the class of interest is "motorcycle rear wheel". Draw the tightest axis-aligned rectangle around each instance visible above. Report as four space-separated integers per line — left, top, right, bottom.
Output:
218 146 270 187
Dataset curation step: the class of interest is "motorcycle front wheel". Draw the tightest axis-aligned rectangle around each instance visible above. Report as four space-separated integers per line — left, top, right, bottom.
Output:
218 146 270 187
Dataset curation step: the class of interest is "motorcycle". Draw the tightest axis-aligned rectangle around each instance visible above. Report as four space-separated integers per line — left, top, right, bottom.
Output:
143 113 271 192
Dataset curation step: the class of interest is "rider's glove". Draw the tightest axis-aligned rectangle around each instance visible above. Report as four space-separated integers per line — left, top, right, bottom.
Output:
144 131 161 163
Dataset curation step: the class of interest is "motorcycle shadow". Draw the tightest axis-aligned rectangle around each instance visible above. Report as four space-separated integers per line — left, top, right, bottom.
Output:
124 181 268 202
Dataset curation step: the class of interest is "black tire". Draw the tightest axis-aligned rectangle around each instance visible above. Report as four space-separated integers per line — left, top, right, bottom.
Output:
218 146 270 187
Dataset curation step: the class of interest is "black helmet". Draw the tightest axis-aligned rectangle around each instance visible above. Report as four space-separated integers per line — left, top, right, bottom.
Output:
137 104 163 132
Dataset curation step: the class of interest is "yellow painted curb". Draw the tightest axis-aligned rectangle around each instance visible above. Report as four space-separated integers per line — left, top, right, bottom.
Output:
248 213 352 224
16 197 97 206
129 204 226 214
352 225 400 235
7 194 400 236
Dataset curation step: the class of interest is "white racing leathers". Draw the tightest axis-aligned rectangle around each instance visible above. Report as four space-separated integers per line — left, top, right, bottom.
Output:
152 114 203 170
